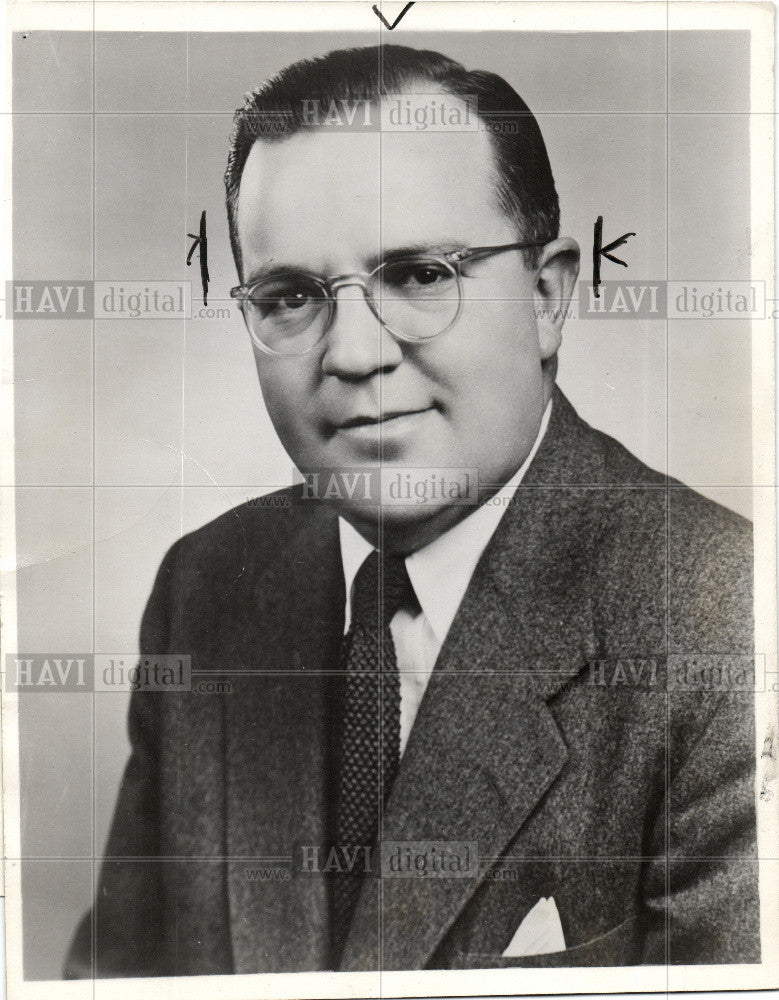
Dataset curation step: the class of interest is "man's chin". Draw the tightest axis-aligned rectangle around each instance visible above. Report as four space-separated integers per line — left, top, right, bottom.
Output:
334 496 477 553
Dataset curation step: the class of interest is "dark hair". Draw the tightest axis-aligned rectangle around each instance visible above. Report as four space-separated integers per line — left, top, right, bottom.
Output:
225 44 559 278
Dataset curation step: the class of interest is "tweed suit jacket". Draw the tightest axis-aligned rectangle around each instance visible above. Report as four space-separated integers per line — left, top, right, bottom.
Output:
65 388 759 977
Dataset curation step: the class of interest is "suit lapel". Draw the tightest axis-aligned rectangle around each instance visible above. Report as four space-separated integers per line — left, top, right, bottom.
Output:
225 501 345 973
340 392 602 970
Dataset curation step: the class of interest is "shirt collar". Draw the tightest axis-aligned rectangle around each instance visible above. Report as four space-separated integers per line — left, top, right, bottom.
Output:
339 398 553 641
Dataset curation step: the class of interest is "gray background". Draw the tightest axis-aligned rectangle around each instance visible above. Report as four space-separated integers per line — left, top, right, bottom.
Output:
11 28 754 979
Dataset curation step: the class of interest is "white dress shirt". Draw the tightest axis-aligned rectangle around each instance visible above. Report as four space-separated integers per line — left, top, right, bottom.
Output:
338 400 552 755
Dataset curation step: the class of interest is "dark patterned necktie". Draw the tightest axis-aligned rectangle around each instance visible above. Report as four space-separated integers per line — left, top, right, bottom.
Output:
331 548 418 961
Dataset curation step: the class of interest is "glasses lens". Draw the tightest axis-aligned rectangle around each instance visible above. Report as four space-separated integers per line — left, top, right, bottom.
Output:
374 257 460 340
243 274 329 355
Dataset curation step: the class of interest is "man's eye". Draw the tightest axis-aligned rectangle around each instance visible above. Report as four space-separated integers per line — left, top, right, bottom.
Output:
410 265 446 286
250 280 320 318
275 290 310 311
383 261 453 291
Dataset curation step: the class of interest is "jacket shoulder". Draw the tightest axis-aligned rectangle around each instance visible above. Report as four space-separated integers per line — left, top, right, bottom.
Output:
154 485 316 591
587 416 752 561
575 419 753 654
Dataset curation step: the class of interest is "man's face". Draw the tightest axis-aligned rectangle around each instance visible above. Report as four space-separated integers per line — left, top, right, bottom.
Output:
236 97 561 546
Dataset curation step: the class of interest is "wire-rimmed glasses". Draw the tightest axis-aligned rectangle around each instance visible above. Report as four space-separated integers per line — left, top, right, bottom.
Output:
230 241 546 357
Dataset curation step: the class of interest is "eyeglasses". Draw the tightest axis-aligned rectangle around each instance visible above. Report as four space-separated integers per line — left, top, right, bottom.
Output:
230 241 545 357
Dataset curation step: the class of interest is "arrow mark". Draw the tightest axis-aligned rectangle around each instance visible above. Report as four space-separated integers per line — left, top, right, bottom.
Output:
592 215 636 298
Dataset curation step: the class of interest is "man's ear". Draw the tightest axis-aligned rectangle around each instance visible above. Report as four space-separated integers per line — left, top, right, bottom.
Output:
533 237 580 359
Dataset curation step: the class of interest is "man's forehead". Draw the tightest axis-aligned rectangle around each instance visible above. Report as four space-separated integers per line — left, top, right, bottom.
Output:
235 119 506 271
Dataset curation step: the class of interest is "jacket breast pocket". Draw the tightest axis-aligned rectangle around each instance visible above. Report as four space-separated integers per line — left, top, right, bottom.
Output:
447 915 641 969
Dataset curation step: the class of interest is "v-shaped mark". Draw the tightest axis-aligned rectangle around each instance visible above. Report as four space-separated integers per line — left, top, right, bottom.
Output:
372 2 414 30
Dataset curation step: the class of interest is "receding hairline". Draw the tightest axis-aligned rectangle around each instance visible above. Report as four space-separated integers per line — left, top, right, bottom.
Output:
231 88 520 276
225 45 560 278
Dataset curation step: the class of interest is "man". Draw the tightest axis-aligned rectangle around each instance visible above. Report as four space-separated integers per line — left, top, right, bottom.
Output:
66 43 758 976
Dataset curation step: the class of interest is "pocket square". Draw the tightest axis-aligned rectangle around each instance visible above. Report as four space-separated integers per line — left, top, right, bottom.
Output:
501 896 566 958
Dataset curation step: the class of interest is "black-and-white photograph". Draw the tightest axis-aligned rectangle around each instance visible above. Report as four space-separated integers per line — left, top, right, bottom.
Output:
2 3 777 998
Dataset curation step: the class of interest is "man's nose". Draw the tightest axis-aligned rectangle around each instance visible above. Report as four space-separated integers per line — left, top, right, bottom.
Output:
320 285 404 379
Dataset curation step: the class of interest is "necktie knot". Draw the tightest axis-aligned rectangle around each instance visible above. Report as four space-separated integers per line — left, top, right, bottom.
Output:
351 549 417 628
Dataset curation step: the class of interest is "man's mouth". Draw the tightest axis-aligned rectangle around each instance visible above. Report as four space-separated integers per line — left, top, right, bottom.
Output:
334 407 433 431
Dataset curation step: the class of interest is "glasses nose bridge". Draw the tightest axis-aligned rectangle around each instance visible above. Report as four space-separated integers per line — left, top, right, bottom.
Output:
327 271 373 301
325 271 386 336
